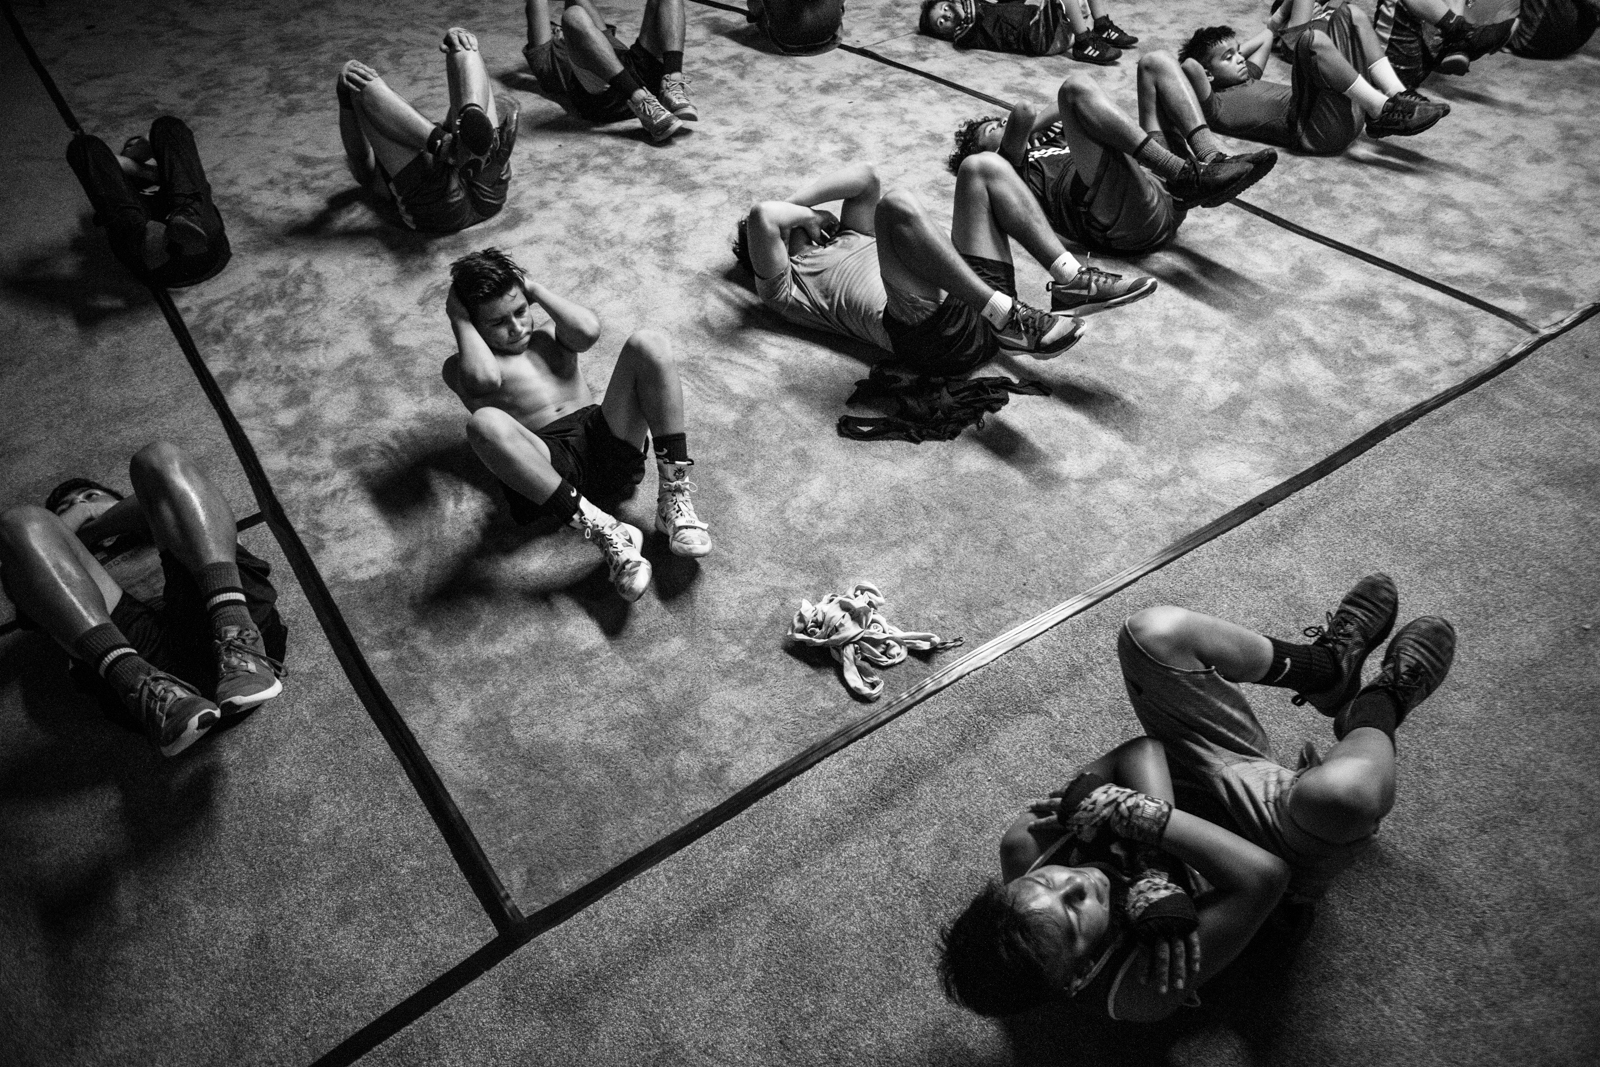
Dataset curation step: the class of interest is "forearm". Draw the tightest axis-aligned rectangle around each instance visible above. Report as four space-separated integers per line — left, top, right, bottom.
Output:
76 495 148 544
786 163 878 208
1244 26 1276 62
1159 809 1287 899
527 281 601 351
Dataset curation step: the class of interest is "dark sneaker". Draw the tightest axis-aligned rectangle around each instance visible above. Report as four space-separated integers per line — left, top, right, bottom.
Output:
1167 152 1267 211
455 103 496 156
214 624 284 714
1335 616 1456 739
1049 266 1157 316
1435 46 1472 75
994 301 1084 358
1291 573 1399 714
1366 95 1450 138
657 74 699 121
628 92 684 143
1093 17 1138 47
1462 17 1517 58
136 669 221 757
150 116 226 254
1072 35 1121 65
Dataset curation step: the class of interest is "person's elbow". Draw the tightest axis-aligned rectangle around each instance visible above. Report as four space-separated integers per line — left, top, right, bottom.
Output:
558 315 602 353
1246 852 1292 905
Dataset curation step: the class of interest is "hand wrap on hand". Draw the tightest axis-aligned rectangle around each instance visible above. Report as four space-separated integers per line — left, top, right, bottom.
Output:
1056 773 1173 847
1125 868 1199 941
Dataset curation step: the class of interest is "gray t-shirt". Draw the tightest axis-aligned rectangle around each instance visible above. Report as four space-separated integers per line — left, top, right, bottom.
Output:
755 230 892 351
1202 61 1295 148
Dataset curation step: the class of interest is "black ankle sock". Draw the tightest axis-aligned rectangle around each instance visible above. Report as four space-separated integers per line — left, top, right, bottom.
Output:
197 560 253 632
662 50 684 76
608 69 643 97
1337 689 1399 740
1437 10 1465 34
541 479 582 526
653 432 689 464
1093 13 1112 28
74 622 152 694
1260 638 1339 692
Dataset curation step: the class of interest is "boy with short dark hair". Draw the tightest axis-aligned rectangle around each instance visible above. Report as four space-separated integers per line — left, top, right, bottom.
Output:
1180 0 1452 155
940 574 1457 1020
524 0 699 143
946 57 1278 257
919 0 1135 66
442 248 711 603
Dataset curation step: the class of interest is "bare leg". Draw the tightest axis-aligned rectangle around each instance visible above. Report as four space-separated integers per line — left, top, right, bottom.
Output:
950 153 1069 268
562 3 627 81
526 0 555 49
442 28 498 130
1057 73 1147 179
1137 51 1207 146
0 506 123 649
599 329 685 450
127 442 237 573
340 61 435 176
874 189 994 309
1063 0 1092 34
466 408 565 504
638 0 686 57
1125 605 1396 845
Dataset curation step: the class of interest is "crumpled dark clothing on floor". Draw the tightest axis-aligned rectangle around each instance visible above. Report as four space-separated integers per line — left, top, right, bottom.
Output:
836 363 1052 443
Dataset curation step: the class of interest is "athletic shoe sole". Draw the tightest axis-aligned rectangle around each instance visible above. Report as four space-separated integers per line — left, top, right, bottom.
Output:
1191 154 1277 210
160 706 220 757
1436 52 1471 75
1020 318 1087 361
218 675 283 716
1054 276 1159 317
657 522 713 558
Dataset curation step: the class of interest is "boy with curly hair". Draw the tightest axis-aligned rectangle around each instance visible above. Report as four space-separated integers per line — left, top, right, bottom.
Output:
947 58 1278 257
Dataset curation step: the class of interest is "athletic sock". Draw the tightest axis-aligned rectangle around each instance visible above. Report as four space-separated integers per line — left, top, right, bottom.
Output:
1436 10 1466 34
652 432 690 465
608 69 645 99
543 479 582 527
1134 133 1188 182
1365 56 1407 96
979 291 1015 328
1259 637 1339 692
662 50 684 76
1338 689 1399 739
1048 252 1082 285
1092 14 1113 31
197 560 253 632
1185 124 1226 162
74 622 153 696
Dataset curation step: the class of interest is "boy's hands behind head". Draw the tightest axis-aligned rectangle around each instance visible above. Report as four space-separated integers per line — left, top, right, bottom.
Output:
445 285 472 324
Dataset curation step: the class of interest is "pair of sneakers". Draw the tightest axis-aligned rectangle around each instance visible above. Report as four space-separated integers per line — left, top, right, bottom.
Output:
135 625 284 757
992 265 1159 358
1166 144 1280 211
580 465 712 601
1366 90 1452 139
628 75 698 143
1291 573 1458 740
450 98 521 178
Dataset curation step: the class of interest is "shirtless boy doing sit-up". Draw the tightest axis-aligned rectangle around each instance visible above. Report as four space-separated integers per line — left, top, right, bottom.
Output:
443 249 710 603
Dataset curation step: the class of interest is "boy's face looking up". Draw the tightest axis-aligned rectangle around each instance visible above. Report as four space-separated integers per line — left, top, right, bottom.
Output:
926 0 961 39
1006 864 1115 987
473 285 535 355
1203 37 1252 87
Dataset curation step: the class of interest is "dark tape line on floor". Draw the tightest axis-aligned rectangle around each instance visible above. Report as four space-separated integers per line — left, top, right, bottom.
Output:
690 0 1543 333
5 3 522 934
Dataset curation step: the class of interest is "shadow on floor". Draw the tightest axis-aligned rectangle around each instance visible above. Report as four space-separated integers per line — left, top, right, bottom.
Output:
1 215 153 325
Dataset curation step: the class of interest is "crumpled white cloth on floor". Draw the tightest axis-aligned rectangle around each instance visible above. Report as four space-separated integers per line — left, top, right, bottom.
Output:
787 581 962 700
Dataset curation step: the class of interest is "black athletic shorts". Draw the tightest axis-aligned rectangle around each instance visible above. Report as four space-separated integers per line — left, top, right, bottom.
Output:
525 31 665 124
64 544 287 715
382 149 511 234
882 253 1012 378
501 404 647 524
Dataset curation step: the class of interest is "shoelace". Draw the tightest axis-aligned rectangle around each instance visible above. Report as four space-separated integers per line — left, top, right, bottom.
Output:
660 480 704 528
1009 303 1054 343
138 673 192 722
217 631 286 678
585 520 637 564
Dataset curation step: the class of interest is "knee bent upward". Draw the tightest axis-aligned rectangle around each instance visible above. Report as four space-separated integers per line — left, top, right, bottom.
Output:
875 187 924 230
956 151 1010 184
1138 49 1182 74
1292 761 1393 839
621 327 674 365
129 440 187 483
0 504 59 557
1124 605 1198 663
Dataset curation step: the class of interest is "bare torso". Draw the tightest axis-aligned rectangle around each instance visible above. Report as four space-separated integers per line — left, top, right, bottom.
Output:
442 324 594 430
